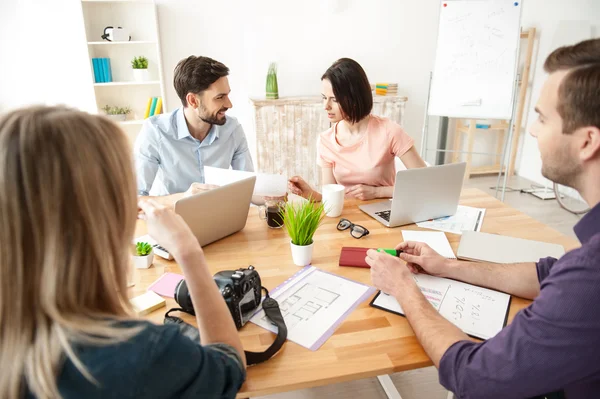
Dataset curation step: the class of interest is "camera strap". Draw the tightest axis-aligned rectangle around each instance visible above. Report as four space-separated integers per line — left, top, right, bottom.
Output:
163 287 287 366
244 288 287 365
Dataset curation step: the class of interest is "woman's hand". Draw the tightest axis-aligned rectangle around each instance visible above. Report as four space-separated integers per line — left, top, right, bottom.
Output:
137 199 203 260
345 184 380 200
288 176 319 200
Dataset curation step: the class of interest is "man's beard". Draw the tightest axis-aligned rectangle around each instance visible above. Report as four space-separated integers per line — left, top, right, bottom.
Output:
197 102 227 126
541 151 581 190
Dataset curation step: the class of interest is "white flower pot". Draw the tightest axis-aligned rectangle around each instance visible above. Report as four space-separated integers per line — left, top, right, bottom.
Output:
290 241 314 266
132 68 150 82
133 251 154 269
106 114 126 122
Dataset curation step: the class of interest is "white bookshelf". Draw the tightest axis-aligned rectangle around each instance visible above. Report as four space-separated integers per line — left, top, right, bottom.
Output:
80 0 167 143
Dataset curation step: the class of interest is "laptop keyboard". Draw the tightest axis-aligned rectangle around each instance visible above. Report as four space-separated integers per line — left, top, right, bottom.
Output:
375 210 391 222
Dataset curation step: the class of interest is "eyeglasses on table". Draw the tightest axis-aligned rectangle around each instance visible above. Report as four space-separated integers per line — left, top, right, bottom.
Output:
337 218 369 239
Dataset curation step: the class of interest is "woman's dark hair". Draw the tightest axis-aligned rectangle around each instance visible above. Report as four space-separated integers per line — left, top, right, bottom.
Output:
321 58 373 123
173 56 229 107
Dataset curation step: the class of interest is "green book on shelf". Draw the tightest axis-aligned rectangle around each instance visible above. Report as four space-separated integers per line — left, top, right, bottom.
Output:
149 97 158 116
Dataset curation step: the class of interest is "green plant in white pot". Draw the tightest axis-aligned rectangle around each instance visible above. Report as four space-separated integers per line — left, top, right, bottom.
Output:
131 56 149 82
280 198 325 266
133 241 154 269
102 105 131 122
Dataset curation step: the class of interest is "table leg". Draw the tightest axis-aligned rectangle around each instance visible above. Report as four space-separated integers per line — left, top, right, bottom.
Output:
377 375 403 399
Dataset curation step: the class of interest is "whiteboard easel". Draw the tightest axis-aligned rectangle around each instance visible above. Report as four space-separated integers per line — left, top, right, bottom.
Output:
421 0 524 201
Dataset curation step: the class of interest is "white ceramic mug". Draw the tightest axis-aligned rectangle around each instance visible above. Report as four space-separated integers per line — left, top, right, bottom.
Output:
321 184 345 217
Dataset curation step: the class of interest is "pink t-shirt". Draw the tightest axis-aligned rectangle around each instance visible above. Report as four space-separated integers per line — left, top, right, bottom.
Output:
317 115 414 187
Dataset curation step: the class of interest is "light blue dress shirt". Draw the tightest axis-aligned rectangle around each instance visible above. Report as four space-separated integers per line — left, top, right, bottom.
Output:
134 107 254 196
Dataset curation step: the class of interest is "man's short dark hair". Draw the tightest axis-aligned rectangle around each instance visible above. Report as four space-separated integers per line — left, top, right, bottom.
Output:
321 58 373 123
173 56 229 107
544 39 600 134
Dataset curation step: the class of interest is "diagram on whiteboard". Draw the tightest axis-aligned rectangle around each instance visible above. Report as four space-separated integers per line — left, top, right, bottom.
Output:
250 266 375 350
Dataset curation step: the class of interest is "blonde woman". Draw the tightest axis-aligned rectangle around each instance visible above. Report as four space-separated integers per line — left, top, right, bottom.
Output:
0 106 245 398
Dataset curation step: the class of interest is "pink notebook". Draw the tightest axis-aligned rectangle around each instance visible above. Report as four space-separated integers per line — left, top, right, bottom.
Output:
147 273 184 298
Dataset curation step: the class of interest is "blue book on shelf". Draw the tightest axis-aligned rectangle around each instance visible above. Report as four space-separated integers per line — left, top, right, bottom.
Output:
149 97 158 116
97 58 106 83
101 58 111 83
105 58 113 83
92 58 100 83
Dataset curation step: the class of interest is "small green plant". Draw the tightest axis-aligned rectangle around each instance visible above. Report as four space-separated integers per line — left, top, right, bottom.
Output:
266 62 279 100
102 105 131 115
135 242 153 256
131 56 149 69
280 197 325 246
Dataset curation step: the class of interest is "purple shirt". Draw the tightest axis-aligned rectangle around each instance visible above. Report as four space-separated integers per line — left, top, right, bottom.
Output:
439 202 600 399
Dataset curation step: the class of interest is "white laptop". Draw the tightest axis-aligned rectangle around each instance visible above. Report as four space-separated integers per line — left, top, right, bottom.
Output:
174 176 256 246
359 163 466 227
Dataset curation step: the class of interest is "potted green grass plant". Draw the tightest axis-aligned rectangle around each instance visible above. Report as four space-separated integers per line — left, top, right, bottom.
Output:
266 62 279 100
102 105 131 122
133 241 154 269
131 56 149 82
280 198 325 266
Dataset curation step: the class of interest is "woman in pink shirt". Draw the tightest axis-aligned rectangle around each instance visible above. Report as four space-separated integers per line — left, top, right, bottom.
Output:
289 58 426 201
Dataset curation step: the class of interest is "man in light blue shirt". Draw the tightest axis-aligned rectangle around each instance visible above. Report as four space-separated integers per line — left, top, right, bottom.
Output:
134 56 254 200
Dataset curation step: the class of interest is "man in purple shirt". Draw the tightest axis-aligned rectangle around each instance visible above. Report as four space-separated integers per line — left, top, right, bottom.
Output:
366 38 600 399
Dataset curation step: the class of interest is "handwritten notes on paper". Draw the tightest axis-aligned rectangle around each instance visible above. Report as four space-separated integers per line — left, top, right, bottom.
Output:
372 274 511 340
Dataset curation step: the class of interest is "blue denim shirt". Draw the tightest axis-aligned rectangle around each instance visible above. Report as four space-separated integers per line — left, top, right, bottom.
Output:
27 321 245 398
439 202 600 398
134 108 254 196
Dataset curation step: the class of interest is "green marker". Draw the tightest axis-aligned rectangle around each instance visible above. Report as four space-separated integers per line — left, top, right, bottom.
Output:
377 248 402 257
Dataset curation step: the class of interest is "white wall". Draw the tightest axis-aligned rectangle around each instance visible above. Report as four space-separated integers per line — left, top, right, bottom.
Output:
155 0 441 165
3 0 599 185
0 0 95 113
515 0 600 187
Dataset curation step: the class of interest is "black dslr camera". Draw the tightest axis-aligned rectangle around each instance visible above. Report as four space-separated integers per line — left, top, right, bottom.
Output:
174 265 262 329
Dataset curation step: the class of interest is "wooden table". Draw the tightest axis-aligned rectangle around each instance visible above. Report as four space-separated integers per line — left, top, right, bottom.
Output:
132 188 580 398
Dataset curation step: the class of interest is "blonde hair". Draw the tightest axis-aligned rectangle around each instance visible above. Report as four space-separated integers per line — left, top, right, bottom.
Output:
0 106 142 398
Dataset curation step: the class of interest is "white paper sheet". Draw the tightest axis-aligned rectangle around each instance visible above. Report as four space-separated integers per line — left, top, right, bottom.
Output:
401 231 456 259
250 266 375 350
204 166 287 197
416 205 486 235
372 274 511 340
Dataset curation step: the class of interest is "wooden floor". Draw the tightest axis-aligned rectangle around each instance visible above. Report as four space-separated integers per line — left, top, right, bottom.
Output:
257 175 583 399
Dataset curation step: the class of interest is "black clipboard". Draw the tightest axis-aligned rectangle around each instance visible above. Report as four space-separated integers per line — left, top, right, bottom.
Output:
369 290 512 341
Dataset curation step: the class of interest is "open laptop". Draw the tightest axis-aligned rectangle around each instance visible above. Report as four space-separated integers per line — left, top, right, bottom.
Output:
359 162 466 227
174 176 256 246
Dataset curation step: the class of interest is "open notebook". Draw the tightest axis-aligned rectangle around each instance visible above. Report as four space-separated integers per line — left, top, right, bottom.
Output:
371 274 511 340
401 230 456 259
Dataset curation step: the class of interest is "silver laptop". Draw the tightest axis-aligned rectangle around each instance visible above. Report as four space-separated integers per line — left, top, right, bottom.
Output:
359 163 466 227
174 176 256 246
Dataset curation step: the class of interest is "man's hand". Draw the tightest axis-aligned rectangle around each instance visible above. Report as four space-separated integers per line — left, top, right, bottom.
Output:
184 182 219 197
397 241 450 277
345 184 380 200
365 249 416 297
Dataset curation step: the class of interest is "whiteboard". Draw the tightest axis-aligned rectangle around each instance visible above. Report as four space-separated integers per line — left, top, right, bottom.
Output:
428 0 523 119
